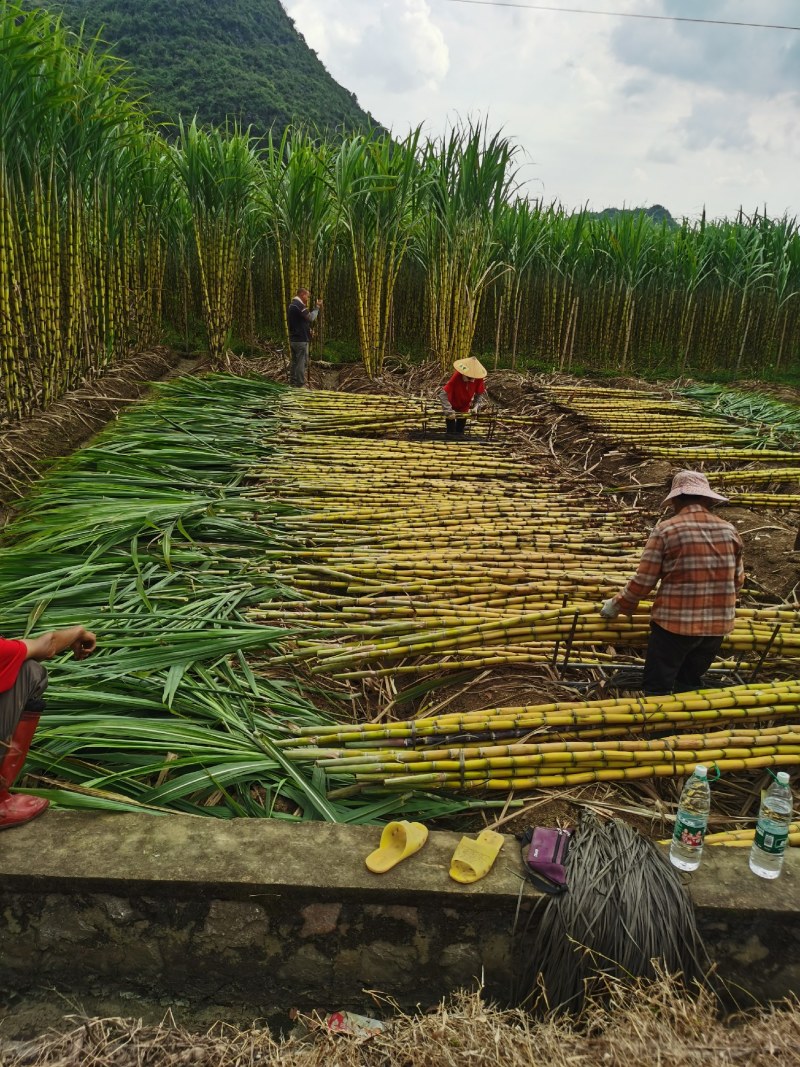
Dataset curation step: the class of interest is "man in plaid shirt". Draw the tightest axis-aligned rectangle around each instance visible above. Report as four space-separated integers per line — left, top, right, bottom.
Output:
601 470 745 695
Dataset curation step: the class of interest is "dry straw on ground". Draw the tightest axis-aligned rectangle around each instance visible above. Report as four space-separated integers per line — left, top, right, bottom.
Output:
2 977 799 1067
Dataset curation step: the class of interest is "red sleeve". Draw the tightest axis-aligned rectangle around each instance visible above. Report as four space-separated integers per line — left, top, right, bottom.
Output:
475 379 486 396
0 637 27 694
442 372 459 402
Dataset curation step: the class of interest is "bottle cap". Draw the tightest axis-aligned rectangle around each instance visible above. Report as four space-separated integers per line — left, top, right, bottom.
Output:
694 765 708 778
777 771 790 785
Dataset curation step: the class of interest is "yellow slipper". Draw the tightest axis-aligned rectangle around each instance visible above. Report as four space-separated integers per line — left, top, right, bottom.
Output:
449 829 505 884
365 820 428 874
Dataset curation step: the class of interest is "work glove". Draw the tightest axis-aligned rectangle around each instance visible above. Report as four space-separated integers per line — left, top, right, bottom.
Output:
441 400 456 418
600 598 620 620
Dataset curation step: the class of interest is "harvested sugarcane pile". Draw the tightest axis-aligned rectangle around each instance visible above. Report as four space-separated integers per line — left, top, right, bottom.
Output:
246 390 799 680
280 679 800 796
2 375 798 822
274 386 538 439
538 383 800 513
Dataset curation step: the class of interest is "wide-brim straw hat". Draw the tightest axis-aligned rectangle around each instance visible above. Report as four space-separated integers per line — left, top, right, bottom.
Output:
453 357 487 380
663 469 728 505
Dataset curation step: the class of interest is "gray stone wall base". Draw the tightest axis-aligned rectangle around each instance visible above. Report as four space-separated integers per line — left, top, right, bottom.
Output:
0 812 797 1011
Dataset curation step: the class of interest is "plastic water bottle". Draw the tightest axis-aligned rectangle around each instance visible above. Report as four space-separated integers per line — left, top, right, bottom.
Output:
749 772 793 880
670 765 711 871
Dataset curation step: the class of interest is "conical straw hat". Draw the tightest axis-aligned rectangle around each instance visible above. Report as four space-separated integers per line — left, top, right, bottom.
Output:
453 357 487 380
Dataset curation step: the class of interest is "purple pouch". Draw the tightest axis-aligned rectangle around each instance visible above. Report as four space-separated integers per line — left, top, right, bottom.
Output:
520 826 572 894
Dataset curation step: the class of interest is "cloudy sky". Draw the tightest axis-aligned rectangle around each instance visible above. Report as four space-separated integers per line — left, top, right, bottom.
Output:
281 0 800 221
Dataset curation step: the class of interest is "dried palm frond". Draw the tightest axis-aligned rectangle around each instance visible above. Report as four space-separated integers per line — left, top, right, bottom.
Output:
513 811 710 1013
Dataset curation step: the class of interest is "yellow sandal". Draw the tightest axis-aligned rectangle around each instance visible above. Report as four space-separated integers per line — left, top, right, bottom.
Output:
449 829 504 883
365 820 429 874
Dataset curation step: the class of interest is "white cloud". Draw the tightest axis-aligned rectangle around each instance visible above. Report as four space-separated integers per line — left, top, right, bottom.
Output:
280 0 800 220
284 0 448 94
610 0 800 98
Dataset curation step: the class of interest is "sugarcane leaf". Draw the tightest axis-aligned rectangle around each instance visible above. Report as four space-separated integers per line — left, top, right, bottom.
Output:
24 598 50 637
254 733 340 821
162 663 188 707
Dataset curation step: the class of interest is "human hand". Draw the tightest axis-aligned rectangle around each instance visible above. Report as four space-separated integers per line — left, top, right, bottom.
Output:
72 630 97 659
599 599 620 620
316 299 323 308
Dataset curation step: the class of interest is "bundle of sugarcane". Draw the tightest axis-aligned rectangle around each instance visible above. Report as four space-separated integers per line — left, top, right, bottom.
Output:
277 390 437 434
264 600 800 680
279 680 800 795
659 824 800 847
729 493 800 508
711 468 800 483
239 390 799 678
539 384 800 511
543 386 786 451
282 678 800 747
274 390 535 438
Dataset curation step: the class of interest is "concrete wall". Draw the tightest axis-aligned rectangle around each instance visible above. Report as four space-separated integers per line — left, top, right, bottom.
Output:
0 812 797 1012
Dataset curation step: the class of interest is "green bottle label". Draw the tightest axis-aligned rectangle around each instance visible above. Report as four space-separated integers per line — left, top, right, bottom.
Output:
754 823 788 856
673 813 706 849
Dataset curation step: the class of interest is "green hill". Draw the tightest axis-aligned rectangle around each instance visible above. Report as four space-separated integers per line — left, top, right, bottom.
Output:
588 204 678 227
29 0 377 133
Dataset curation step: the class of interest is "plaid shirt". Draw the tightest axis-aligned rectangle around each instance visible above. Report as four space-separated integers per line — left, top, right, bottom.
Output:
613 504 745 635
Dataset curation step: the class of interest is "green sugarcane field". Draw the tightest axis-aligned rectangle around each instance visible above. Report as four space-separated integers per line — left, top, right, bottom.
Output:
1 1 799 838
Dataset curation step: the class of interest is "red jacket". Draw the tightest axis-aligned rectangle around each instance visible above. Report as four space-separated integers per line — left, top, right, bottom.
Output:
0 637 27 693
443 372 486 413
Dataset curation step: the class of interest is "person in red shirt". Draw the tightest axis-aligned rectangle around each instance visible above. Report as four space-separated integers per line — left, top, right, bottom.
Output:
439 357 489 435
0 625 96 830
600 470 744 696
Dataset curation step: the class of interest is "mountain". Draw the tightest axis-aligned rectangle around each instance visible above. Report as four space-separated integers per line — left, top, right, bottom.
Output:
588 204 678 227
29 0 377 133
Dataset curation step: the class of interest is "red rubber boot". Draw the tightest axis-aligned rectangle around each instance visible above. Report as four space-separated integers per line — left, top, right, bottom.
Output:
0 711 49 830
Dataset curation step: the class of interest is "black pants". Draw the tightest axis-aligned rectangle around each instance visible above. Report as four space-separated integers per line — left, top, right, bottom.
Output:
445 416 468 435
642 623 724 696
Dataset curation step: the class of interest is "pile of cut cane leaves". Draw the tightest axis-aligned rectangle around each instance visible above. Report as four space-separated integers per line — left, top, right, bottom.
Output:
0 376 481 821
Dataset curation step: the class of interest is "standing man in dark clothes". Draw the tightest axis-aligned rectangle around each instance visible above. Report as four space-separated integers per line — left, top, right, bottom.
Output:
600 470 744 696
287 287 323 387
0 625 96 830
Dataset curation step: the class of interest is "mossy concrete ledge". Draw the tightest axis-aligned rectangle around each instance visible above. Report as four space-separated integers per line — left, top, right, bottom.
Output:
0 812 798 1011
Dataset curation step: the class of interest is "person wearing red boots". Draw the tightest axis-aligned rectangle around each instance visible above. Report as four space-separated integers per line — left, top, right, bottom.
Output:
0 625 96 830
